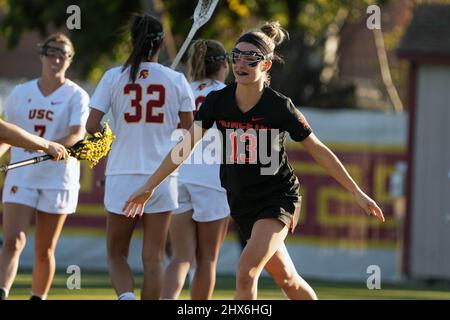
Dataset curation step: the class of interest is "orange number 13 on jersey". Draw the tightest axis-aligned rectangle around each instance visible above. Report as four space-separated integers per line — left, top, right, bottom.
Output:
124 83 166 123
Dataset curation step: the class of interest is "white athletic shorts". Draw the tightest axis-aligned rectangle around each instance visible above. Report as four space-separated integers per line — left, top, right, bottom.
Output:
173 182 230 222
2 184 79 214
105 174 178 215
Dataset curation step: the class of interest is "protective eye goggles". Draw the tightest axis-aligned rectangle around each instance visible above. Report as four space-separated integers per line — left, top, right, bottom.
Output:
40 45 73 60
231 48 265 67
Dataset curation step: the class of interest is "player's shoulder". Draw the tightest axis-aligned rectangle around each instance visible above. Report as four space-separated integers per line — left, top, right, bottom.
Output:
207 80 226 93
154 63 177 74
192 79 225 88
93 65 125 86
264 86 291 104
211 82 233 97
92 65 127 92
191 79 225 94
213 81 226 91
62 80 89 106
64 79 89 97
11 79 37 94
190 80 207 91
199 83 232 110
151 63 185 82
103 65 125 82
264 86 299 115
201 83 224 101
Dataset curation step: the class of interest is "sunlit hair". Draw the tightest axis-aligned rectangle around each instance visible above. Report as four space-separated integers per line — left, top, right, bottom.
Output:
187 39 227 82
39 33 75 59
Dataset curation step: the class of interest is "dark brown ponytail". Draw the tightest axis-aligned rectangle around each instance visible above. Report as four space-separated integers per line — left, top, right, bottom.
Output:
122 14 164 83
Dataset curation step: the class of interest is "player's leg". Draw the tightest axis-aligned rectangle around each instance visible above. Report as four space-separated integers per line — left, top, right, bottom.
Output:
106 212 138 298
161 210 196 299
104 175 141 299
161 183 196 299
235 218 288 300
140 176 178 299
141 211 172 300
264 242 317 300
0 203 35 298
192 216 228 299
188 185 229 299
32 211 67 298
30 188 78 299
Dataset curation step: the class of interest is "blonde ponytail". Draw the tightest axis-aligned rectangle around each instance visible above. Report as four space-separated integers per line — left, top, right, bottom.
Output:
260 21 289 47
187 39 227 82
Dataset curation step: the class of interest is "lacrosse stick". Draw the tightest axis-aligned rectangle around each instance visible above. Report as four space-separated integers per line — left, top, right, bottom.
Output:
0 122 116 173
170 0 219 69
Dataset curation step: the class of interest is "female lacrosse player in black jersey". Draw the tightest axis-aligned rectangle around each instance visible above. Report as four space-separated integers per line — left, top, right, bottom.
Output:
123 21 385 300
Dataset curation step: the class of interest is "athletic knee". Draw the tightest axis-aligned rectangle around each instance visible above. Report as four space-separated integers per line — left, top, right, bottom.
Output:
271 269 297 290
142 250 165 267
107 246 128 261
275 275 296 291
172 254 195 266
236 266 259 290
34 247 55 262
2 233 27 254
196 248 219 264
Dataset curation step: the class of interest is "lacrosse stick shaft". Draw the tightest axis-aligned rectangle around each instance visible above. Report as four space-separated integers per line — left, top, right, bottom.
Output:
170 0 219 69
0 154 52 173
0 142 78 173
170 27 198 69
0 123 114 174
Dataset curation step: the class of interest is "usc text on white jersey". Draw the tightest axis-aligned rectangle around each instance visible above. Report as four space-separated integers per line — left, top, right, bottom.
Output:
3 79 89 190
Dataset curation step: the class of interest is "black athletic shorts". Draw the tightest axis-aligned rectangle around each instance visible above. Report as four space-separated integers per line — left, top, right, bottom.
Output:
230 196 302 241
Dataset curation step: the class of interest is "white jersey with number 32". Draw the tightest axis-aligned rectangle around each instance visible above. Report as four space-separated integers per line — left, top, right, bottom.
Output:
90 62 195 176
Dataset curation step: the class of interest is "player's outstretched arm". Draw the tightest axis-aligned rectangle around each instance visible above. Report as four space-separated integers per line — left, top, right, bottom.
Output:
0 142 11 158
179 111 194 130
0 119 67 160
86 109 105 136
55 125 86 148
123 123 206 218
301 133 385 222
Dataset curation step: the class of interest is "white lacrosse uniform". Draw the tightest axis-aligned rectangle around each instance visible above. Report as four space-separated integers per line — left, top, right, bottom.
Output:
90 62 195 214
174 79 230 222
2 79 89 214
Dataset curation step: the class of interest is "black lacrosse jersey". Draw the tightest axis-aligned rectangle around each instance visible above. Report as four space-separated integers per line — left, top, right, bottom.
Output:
194 83 312 214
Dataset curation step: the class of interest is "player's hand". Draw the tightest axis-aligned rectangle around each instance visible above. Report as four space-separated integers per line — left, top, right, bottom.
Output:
354 190 385 222
46 141 68 161
122 185 155 218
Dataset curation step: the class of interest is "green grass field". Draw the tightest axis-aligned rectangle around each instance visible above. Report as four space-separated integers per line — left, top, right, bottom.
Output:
6 271 450 300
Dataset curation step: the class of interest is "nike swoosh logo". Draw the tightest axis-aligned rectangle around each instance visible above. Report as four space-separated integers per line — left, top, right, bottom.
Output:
50 101 62 105
251 116 264 121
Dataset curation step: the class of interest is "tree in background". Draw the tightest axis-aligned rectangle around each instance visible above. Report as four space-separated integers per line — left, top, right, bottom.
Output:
1 0 393 108
0 0 143 81
167 0 388 108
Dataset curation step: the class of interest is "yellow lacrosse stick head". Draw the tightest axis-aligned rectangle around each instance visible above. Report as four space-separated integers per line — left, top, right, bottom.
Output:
71 122 116 168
